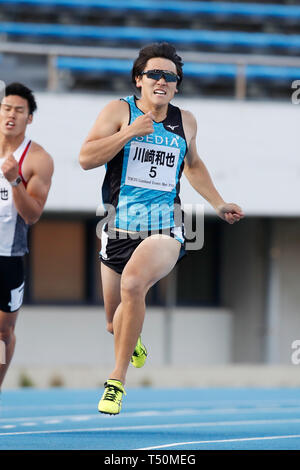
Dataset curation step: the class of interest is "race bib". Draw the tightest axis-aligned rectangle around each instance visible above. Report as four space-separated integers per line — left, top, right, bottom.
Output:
125 141 180 192
0 169 13 217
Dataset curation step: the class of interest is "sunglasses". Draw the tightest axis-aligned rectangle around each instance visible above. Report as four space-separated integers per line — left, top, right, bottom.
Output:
140 69 179 83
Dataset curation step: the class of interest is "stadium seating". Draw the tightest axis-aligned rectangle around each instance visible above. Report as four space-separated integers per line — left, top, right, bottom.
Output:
1 2 300 35
0 1 299 97
0 0 300 22
1 22 300 54
56 56 300 82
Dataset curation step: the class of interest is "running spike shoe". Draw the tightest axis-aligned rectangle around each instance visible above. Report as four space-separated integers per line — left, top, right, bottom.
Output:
131 336 148 368
98 379 126 415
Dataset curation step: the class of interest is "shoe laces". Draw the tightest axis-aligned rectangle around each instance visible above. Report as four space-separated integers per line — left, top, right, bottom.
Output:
103 382 125 402
133 337 141 356
133 343 147 358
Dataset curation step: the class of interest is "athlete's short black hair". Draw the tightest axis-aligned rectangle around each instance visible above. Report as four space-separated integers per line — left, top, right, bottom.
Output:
131 42 184 88
5 82 37 115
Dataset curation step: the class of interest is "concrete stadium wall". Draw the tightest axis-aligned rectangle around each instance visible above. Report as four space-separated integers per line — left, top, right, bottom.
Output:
11 306 233 367
273 219 300 364
220 218 300 367
4 302 300 390
221 218 268 363
4 306 232 389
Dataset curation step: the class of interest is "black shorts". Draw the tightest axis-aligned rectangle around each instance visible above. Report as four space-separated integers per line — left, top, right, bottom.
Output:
0 256 25 313
99 225 186 275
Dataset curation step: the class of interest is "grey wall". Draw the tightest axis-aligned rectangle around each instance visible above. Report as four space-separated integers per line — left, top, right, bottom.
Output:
12 306 233 368
275 219 300 363
220 217 300 365
220 218 268 363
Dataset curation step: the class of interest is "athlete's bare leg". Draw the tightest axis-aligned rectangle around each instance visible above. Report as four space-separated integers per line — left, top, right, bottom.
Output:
100 263 121 334
0 310 19 387
109 234 180 384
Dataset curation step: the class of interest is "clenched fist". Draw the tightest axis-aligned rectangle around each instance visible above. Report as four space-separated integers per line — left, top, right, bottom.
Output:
1 154 19 182
217 203 244 224
129 111 154 137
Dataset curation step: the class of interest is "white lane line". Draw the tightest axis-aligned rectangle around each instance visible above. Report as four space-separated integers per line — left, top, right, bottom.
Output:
2 405 300 426
1 417 300 436
43 420 62 425
137 434 300 450
3 399 300 412
70 416 91 422
0 414 93 424
1 404 95 412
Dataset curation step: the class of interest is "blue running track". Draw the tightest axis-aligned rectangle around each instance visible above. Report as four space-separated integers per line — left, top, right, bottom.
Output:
1 387 300 450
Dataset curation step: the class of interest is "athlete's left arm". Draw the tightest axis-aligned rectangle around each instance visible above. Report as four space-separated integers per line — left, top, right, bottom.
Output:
182 110 244 224
3 146 54 225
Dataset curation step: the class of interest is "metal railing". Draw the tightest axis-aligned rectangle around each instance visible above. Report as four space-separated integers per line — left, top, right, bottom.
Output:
1 42 300 99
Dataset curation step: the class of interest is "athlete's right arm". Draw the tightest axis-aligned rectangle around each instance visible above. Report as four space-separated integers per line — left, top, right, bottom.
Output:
79 100 154 170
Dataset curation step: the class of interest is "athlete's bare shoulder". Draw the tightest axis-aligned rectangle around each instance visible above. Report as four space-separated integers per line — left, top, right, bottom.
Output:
100 99 130 126
84 98 130 141
105 98 130 112
23 141 54 181
180 109 197 145
181 109 197 128
28 141 53 165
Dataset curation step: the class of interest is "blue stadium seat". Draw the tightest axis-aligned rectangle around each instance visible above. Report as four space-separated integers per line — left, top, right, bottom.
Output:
56 57 300 82
56 57 237 80
56 57 133 74
1 22 300 51
0 1 300 21
247 65 300 80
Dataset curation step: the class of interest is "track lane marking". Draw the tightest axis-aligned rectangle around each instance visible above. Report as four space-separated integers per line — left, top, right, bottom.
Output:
1 417 300 436
137 434 300 450
2 405 300 426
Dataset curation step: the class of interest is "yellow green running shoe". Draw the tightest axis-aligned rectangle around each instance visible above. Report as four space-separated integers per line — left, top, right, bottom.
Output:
98 379 126 415
131 336 148 368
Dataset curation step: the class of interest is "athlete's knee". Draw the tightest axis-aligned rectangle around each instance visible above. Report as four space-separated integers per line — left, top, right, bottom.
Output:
0 325 15 346
121 273 146 299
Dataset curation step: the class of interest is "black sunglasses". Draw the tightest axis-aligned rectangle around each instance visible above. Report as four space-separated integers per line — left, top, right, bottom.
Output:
140 69 179 83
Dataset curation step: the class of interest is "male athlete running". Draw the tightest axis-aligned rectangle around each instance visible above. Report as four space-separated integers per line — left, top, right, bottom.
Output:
0 82 53 388
79 43 244 415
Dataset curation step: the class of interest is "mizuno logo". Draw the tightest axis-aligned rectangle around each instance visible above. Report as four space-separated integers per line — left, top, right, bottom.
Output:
166 125 179 131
